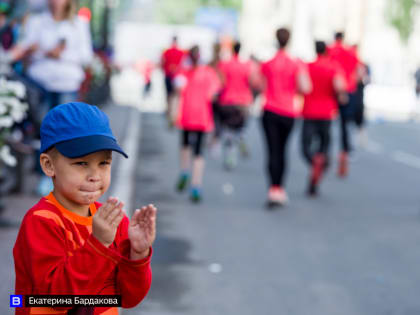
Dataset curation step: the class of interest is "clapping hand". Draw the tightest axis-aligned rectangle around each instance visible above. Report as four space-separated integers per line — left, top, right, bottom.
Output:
92 197 125 247
128 204 157 260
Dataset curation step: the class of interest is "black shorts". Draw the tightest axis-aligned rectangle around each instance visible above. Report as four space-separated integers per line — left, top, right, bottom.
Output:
164 76 174 96
218 105 248 130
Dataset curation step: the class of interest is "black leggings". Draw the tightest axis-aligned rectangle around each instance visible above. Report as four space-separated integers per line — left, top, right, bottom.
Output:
339 92 357 153
262 111 295 187
182 130 205 156
301 119 331 165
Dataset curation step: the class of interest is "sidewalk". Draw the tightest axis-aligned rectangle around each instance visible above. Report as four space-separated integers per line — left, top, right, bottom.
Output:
0 102 141 314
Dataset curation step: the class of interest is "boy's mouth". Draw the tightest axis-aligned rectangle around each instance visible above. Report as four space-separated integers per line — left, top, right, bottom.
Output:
80 188 102 193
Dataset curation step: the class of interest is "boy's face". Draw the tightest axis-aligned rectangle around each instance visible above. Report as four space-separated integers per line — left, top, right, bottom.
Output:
41 149 112 211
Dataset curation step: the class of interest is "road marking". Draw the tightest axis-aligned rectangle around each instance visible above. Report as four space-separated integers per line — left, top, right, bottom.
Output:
392 150 420 170
110 106 141 215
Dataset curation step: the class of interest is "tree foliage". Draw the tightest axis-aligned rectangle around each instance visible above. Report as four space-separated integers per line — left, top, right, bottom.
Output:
157 0 241 24
386 0 417 43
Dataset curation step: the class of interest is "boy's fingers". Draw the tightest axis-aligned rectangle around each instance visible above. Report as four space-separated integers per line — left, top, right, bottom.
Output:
145 205 157 220
111 211 124 227
97 197 118 218
107 207 123 224
130 209 141 225
105 201 124 221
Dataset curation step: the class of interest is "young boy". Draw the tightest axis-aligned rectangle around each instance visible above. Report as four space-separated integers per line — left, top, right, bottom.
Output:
13 102 157 315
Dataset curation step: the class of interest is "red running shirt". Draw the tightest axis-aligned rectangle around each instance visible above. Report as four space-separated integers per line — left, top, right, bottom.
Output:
161 45 185 78
328 41 359 93
175 65 221 132
303 56 341 120
260 50 301 118
217 55 253 106
13 193 152 315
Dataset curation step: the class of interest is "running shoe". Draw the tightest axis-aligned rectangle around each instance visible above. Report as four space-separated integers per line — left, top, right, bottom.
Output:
190 187 202 203
223 148 237 171
239 140 250 158
176 173 189 192
308 154 325 196
337 152 348 178
266 186 288 208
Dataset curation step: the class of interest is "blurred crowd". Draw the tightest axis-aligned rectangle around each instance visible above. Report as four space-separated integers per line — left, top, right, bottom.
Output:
159 29 370 206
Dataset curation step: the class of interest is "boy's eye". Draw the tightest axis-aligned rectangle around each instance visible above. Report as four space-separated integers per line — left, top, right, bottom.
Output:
100 161 111 165
75 161 88 166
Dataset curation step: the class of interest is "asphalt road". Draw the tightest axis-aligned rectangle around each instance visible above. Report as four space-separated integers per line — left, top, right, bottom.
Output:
125 113 420 315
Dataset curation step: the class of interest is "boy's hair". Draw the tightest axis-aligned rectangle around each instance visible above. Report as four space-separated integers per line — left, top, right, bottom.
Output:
44 146 58 158
276 28 290 48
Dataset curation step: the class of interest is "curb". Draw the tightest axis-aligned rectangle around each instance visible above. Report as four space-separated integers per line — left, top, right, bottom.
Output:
108 105 142 216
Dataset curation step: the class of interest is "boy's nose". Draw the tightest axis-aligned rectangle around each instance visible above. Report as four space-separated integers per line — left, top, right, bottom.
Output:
87 169 101 182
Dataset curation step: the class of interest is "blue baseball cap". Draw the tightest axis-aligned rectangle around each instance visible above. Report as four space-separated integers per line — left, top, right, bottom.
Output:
40 102 128 158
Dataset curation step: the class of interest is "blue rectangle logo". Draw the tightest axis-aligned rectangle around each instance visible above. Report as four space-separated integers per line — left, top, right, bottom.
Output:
10 295 23 307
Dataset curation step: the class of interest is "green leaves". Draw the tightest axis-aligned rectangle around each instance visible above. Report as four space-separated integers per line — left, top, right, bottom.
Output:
386 0 417 43
157 0 241 24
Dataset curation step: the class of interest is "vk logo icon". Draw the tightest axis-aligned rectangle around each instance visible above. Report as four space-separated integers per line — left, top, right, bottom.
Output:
10 295 23 307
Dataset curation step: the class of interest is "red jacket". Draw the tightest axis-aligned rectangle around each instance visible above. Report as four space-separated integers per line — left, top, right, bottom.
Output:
13 193 152 315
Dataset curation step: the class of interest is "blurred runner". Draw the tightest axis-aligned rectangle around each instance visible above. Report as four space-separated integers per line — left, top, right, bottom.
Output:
259 28 312 208
161 36 185 127
208 41 222 158
135 58 154 99
217 41 253 170
415 66 420 98
301 41 346 196
328 32 360 177
174 45 221 203
352 46 370 148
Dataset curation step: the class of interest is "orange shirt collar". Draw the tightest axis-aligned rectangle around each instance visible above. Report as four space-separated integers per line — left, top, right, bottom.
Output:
45 192 97 226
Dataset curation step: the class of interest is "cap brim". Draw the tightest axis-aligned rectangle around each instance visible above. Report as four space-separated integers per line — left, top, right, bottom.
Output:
55 135 128 158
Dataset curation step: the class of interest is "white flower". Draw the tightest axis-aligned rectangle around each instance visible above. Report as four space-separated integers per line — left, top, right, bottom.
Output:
0 77 6 89
0 116 14 128
0 103 6 115
7 97 22 109
11 107 27 123
0 145 17 167
0 96 16 105
7 81 26 99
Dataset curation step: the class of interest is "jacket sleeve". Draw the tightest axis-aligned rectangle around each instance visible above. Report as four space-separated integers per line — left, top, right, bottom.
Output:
15 212 122 295
114 217 153 308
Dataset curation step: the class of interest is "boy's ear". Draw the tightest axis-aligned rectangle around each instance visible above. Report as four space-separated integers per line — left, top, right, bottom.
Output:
40 153 55 177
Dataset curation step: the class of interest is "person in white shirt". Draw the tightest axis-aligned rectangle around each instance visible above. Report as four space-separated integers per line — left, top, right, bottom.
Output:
9 0 93 196
10 0 93 111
